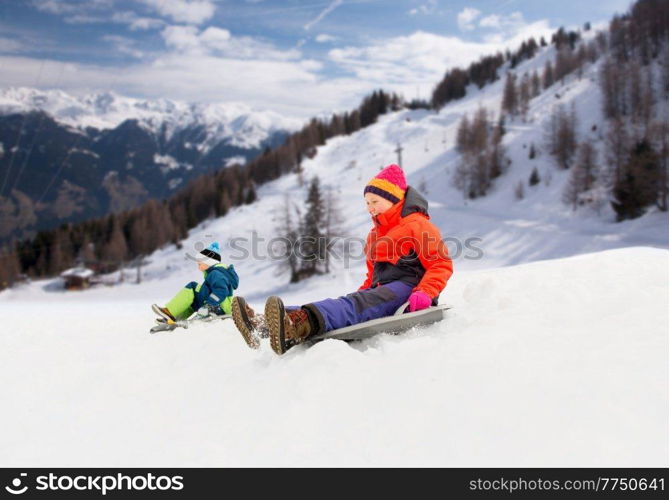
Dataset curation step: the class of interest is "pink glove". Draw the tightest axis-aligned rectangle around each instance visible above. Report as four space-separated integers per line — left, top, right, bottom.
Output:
408 290 432 312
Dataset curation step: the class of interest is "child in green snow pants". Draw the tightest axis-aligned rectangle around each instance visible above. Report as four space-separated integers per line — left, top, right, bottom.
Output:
152 242 239 321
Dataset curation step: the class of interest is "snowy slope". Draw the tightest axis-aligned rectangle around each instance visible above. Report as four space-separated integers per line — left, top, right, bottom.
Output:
1 32 669 466
1 247 667 467
0 87 303 148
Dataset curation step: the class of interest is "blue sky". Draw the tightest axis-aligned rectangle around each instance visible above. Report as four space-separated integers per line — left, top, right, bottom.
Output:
0 0 632 117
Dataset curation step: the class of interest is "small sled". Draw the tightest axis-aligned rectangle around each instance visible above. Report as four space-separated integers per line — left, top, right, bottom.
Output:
150 307 230 334
307 302 451 344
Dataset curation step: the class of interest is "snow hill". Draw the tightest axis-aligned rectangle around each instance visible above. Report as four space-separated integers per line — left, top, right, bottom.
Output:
1 247 667 467
1 31 669 466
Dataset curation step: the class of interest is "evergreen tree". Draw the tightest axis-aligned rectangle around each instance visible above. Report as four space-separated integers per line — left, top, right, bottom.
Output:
651 121 669 212
244 182 257 205
612 140 661 220
497 115 506 137
529 167 541 186
543 60 555 89
431 68 468 109
298 176 326 278
488 119 506 180
48 232 64 275
662 46 669 99
0 245 21 289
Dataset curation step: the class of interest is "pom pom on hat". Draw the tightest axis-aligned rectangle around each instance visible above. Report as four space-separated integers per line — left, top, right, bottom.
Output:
363 164 407 204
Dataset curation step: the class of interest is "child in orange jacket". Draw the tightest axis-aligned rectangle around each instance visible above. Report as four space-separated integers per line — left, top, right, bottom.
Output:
232 164 453 355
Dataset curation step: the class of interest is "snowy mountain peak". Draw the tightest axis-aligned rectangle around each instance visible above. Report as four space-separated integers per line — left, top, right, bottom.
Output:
0 86 303 148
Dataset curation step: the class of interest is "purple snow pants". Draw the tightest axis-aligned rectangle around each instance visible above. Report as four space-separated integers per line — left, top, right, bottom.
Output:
301 280 414 334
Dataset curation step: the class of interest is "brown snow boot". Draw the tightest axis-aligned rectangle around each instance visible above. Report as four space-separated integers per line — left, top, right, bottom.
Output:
231 296 268 349
265 296 314 355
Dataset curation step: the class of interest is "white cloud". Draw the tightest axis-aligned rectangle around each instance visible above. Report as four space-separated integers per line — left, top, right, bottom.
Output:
200 26 232 45
0 53 365 118
475 12 553 45
64 15 105 24
299 59 323 71
329 31 495 88
112 11 165 31
139 0 215 25
102 35 145 59
482 18 553 46
127 17 165 31
304 0 343 31
63 11 165 30
327 23 555 98
409 0 438 16
161 25 202 53
0 37 23 53
33 0 84 14
480 12 525 30
479 14 502 29
457 7 481 31
161 25 301 60
315 34 336 43
0 15 556 119
33 0 113 15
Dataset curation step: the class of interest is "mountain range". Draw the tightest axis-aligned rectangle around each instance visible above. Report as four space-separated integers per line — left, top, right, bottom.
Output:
0 88 302 242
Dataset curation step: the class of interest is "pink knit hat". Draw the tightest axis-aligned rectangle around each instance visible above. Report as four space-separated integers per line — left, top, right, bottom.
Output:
364 164 407 204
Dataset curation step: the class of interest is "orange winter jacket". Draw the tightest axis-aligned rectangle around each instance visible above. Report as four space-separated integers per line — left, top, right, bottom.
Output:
359 187 453 299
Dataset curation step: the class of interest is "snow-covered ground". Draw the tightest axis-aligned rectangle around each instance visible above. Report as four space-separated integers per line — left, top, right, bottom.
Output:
1 247 667 467
1 36 669 466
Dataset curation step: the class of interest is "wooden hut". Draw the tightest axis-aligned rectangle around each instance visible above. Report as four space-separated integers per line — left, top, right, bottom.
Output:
60 267 95 290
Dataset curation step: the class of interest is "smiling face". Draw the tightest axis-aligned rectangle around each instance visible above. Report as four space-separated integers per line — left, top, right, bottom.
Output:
365 192 395 217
